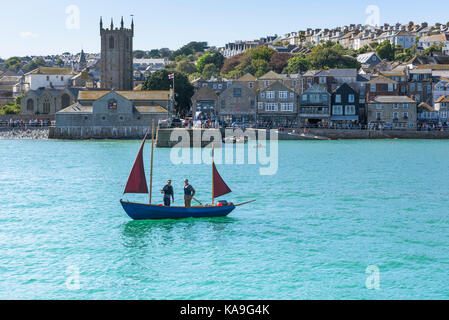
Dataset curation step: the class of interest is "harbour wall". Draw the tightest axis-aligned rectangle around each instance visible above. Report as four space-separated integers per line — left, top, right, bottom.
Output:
303 129 449 140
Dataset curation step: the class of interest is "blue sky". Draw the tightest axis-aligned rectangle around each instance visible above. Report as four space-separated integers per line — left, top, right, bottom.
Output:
0 0 448 59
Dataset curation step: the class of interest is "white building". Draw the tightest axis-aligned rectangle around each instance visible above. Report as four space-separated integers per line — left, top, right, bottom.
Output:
24 67 75 91
376 31 416 49
418 33 449 50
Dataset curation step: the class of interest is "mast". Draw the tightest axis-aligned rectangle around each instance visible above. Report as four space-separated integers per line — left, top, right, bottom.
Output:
149 120 155 204
212 146 214 206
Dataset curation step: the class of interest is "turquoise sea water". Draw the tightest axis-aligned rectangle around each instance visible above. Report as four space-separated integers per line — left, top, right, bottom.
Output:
1 139 449 300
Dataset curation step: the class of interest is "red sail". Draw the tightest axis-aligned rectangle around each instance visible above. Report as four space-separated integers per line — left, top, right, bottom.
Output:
124 135 149 194
213 163 232 199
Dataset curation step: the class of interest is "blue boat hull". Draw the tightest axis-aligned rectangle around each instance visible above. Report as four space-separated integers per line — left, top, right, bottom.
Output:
120 200 236 220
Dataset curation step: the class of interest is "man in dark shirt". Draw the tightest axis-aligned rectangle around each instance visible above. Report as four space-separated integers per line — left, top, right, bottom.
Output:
161 180 174 207
183 179 196 208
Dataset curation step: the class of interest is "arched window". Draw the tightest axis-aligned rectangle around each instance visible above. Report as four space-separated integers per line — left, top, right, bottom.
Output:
126 37 129 49
61 94 71 110
27 99 34 112
109 36 115 49
43 99 50 114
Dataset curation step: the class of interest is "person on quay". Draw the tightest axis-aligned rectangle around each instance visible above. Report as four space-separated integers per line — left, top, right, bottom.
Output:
161 180 174 207
184 179 196 208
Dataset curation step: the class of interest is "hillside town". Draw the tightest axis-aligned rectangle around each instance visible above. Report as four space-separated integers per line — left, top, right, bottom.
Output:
1 19 449 138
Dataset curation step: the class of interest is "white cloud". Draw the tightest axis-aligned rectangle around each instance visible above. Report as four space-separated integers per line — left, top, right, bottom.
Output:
19 32 39 39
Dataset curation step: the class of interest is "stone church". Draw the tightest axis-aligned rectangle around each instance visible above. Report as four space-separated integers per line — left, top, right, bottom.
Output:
100 17 134 90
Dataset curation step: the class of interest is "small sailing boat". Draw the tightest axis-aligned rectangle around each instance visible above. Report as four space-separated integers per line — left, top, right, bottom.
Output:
120 123 255 220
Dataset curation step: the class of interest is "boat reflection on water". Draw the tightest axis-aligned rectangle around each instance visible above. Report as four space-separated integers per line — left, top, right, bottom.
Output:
121 217 239 248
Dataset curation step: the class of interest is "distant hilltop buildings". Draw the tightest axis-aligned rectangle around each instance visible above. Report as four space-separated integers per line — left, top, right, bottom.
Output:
220 21 449 57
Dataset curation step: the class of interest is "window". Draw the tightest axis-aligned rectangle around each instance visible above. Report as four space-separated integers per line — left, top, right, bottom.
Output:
302 94 307 102
410 83 415 92
250 100 255 107
417 83 422 91
403 112 409 120
260 92 265 98
310 94 320 103
348 94 355 103
376 112 382 120
403 103 409 109
43 100 50 114
61 76 64 81
265 103 278 112
279 91 288 99
335 94 341 103
345 105 355 115
388 83 394 92
290 92 295 99
109 36 115 49
108 99 118 110
46 76 50 81
126 37 130 50
265 81 269 87
221 100 225 108
249 82 253 88
281 103 294 112
258 102 263 110
319 77 326 84
218 84 222 89
333 105 343 115
26 99 34 111
266 91 275 99
293 81 297 87
321 94 328 101
233 88 242 97
393 112 399 120
393 103 399 109
376 104 382 110
371 84 376 92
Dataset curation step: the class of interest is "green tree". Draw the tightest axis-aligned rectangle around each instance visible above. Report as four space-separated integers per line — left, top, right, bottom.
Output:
376 40 395 60
202 63 220 79
307 43 360 69
141 70 194 116
423 43 443 55
170 41 208 60
3 57 22 71
176 60 197 75
196 51 225 74
285 56 309 73
23 58 46 72
250 46 276 61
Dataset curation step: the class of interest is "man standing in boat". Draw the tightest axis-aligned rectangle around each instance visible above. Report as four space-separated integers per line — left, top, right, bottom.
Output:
161 180 174 207
184 179 196 208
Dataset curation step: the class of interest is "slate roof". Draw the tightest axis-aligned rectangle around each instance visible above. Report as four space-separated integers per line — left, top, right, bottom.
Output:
78 90 171 101
367 75 397 84
25 67 74 76
370 96 416 103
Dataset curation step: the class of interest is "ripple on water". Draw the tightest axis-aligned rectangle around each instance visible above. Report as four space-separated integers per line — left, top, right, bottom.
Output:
2 140 449 299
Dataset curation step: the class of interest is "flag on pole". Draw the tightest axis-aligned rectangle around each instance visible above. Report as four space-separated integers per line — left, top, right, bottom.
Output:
168 74 175 79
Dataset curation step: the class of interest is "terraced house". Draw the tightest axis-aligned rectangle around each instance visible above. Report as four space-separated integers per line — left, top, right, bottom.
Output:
217 81 257 123
257 81 298 127
330 83 361 125
299 84 331 125
367 96 417 130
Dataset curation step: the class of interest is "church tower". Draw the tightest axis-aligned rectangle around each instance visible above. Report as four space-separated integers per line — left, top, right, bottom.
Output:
100 16 134 90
